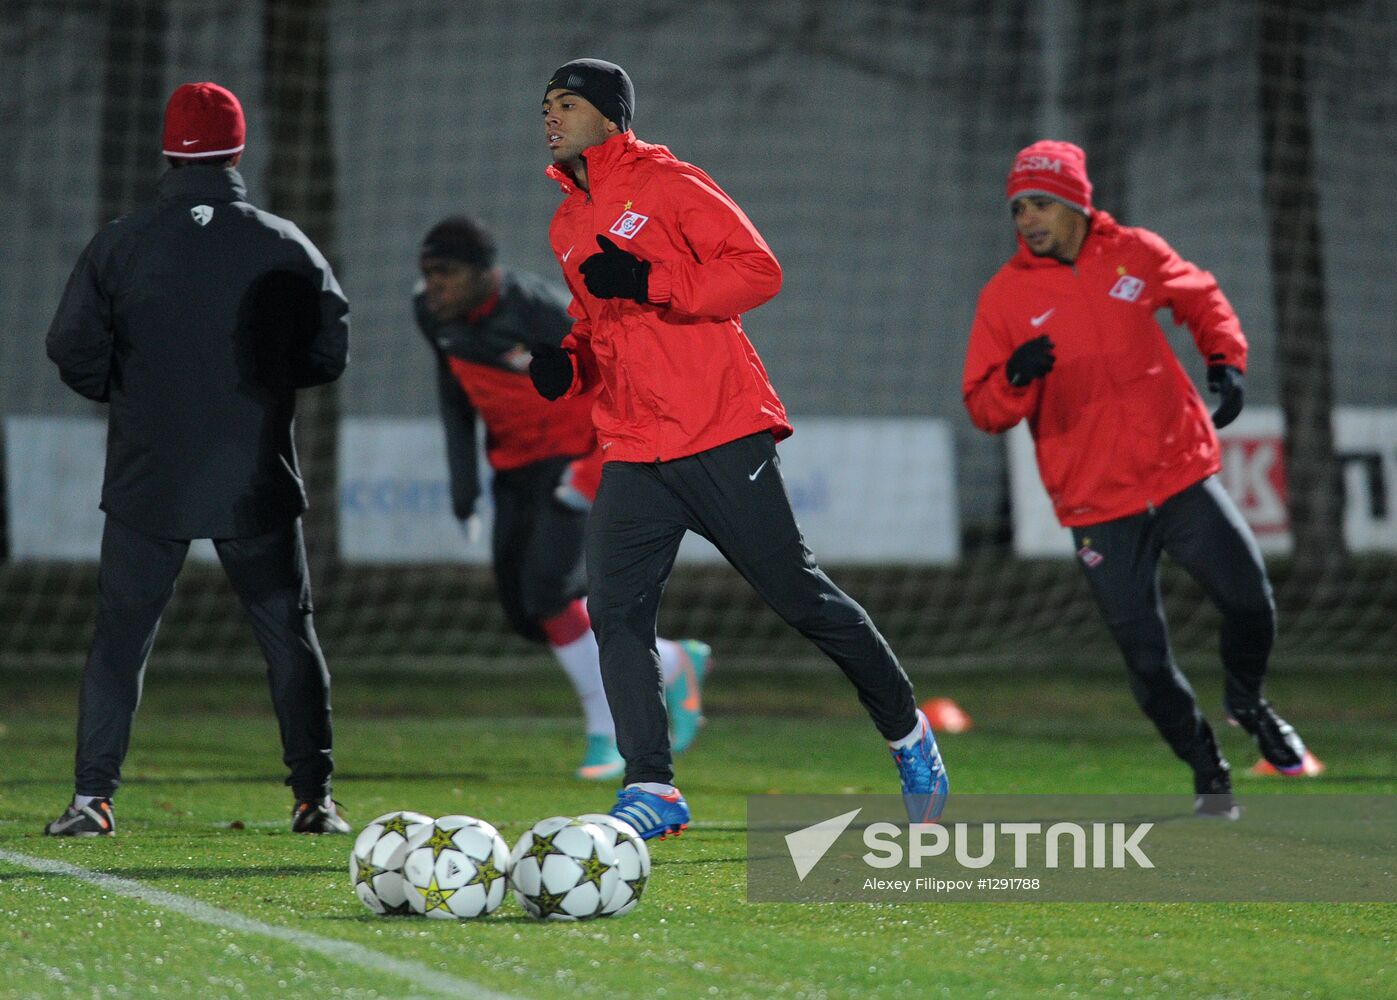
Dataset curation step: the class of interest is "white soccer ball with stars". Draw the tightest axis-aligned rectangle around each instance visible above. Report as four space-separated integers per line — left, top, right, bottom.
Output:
401 815 510 920
350 811 434 915
508 816 620 921
577 813 651 917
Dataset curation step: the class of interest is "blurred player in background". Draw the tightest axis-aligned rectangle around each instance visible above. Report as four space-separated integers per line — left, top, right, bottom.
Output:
44 82 350 836
962 140 1310 818
531 59 948 838
413 215 711 781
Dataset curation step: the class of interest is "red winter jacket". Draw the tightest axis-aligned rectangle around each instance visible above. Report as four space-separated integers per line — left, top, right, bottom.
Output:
963 211 1247 527
545 132 792 463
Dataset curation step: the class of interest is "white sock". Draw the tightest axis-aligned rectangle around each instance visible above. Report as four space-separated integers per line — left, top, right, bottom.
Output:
888 713 926 750
550 629 615 737
74 794 104 809
656 637 685 685
627 781 678 795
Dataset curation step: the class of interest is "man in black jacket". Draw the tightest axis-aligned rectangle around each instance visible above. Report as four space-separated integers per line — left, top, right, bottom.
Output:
43 82 351 836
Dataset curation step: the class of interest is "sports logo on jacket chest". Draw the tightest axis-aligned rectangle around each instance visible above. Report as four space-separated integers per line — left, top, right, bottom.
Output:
1108 267 1144 303
608 207 649 240
190 205 213 226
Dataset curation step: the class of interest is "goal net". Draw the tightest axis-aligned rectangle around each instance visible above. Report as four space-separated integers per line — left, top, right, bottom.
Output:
2 0 1393 672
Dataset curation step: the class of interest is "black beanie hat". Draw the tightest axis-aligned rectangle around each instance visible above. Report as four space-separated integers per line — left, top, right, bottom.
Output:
544 58 634 132
420 216 497 269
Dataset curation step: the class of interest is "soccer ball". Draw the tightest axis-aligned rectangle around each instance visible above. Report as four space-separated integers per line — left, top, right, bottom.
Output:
509 816 619 921
401 815 510 920
350 811 434 915
577 813 650 917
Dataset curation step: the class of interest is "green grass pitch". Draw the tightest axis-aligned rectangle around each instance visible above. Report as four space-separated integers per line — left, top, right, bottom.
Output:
1 662 1392 999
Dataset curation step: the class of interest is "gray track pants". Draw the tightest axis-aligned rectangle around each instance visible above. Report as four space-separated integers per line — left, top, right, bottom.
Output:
585 431 917 785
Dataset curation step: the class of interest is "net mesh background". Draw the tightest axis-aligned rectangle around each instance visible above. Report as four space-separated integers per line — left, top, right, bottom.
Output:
1 0 1393 668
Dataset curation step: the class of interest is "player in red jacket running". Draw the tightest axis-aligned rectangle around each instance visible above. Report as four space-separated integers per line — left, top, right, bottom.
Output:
414 216 712 781
530 59 947 839
963 140 1310 817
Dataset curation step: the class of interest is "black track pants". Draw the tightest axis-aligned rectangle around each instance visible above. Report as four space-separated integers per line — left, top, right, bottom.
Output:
74 516 335 800
586 432 917 785
1070 476 1276 774
490 457 589 643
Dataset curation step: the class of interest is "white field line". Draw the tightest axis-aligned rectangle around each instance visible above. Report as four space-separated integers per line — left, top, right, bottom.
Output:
0 849 523 1000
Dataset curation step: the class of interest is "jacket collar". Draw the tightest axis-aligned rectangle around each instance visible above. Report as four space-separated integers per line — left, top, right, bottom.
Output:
1011 209 1119 269
157 165 247 203
546 130 637 196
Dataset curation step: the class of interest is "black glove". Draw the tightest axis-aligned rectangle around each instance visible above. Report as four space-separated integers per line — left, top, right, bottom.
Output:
1207 362 1244 429
529 343 575 400
1005 335 1056 387
579 234 650 302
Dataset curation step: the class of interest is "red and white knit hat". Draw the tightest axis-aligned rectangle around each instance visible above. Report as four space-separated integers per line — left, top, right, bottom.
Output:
162 82 245 160
1006 139 1092 215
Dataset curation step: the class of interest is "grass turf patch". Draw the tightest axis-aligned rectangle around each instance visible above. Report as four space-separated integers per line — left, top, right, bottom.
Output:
1 666 1392 999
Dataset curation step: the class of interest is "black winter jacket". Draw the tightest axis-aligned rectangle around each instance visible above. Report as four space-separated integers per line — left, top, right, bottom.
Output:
46 165 349 539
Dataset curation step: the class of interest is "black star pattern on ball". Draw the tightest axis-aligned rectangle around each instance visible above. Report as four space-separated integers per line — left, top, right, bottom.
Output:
355 858 380 886
576 846 614 891
529 887 569 918
465 855 505 893
425 825 456 859
523 831 564 865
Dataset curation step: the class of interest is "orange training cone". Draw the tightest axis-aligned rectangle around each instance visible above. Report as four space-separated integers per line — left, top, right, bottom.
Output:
1249 751 1325 776
920 697 972 734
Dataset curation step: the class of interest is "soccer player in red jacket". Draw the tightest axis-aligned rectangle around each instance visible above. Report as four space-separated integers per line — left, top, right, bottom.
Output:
963 140 1310 817
413 216 712 781
530 59 948 838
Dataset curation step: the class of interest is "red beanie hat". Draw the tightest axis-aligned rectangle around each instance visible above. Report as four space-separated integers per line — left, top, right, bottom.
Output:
162 82 245 160
1006 140 1092 215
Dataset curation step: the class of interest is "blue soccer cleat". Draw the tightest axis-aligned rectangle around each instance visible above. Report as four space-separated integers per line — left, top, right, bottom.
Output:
890 709 949 823
666 639 712 755
577 733 626 781
609 785 691 841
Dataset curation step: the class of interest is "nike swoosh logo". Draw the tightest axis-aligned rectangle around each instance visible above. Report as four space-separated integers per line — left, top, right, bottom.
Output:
562 244 575 262
1030 308 1055 327
181 139 199 146
748 460 768 482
